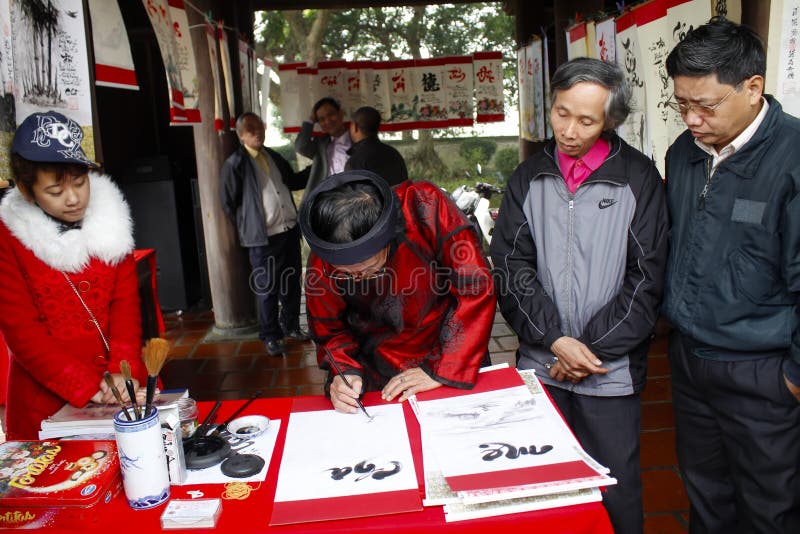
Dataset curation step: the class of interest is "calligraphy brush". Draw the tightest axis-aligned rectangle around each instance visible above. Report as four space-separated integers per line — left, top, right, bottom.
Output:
119 360 141 420
143 338 170 417
103 371 132 421
324 347 372 420
194 399 223 438
214 390 262 435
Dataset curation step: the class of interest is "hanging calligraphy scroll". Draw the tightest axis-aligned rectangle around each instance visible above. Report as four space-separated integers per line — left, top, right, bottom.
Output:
772 0 800 117
217 22 235 130
169 0 200 124
385 59 415 130
142 0 186 125
665 0 713 139
0 0 15 177
413 57 448 129
594 17 617 63
298 65 320 134
633 0 673 174
444 56 474 127
258 57 271 122
543 34 552 138
368 62 392 123
343 60 371 120
586 22 598 59
518 45 533 141
238 38 252 117
474 51 504 123
529 39 546 141
10 0 95 164
89 0 138 90
566 22 588 60
278 62 304 134
205 22 224 132
615 10 649 156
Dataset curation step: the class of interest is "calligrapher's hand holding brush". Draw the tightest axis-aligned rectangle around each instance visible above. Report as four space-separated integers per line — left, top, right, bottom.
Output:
143 338 169 417
120 359 143 419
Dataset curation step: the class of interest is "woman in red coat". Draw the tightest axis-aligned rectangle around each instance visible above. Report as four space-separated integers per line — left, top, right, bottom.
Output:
0 111 147 440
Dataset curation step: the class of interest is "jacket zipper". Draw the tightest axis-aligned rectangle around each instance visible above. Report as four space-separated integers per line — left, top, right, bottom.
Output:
698 158 712 210
566 197 574 336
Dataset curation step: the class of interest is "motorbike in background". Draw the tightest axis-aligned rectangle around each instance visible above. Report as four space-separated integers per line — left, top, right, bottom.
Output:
451 165 504 247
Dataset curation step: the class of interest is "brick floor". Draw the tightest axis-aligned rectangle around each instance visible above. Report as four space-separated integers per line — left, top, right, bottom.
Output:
160 306 688 533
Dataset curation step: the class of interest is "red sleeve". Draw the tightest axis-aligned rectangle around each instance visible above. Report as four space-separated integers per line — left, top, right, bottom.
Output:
0 225 99 406
106 254 146 384
304 257 365 379
404 182 496 387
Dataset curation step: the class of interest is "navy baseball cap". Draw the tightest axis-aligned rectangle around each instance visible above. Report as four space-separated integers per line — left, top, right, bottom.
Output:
11 111 98 167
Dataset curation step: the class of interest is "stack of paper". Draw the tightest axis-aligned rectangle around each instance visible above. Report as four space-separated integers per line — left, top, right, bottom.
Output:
38 389 189 439
410 367 615 522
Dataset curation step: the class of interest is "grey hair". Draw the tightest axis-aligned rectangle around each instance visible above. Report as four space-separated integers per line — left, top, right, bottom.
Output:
235 112 263 135
549 57 631 130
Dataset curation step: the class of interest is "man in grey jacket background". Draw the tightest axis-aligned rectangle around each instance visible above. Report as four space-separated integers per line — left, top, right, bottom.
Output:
221 112 310 356
490 58 668 534
294 97 351 195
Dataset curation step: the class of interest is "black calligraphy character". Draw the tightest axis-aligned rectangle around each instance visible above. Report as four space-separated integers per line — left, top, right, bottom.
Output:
372 461 401 480
480 442 554 460
353 460 376 481
422 73 440 92
327 466 352 480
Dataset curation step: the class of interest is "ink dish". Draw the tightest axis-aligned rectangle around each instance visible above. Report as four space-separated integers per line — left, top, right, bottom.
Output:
226 415 270 439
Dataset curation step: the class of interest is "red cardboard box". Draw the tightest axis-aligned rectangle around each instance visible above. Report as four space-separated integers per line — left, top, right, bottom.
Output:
0 440 121 529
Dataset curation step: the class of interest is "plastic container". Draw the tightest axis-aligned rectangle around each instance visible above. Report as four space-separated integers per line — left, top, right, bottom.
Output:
177 398 199 439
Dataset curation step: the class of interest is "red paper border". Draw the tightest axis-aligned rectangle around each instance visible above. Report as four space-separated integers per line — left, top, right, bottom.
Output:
445 461 603 492
270 488 422 526
95 65 138 89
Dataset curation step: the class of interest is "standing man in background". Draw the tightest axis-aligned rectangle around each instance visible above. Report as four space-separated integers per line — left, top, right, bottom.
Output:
664 18 800 533
295 97 351 194
345 106 408 186
221 112 310 356
490 57 667 534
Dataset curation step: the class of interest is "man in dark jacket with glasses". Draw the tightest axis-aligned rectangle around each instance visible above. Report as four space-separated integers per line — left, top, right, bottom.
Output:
664 18 800 533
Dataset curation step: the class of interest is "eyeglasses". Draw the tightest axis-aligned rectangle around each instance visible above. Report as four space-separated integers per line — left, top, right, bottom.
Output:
665 86 737 117
322 248 389 281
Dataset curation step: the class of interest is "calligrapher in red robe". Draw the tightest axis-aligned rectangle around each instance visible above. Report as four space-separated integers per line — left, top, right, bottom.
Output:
301 171 495 410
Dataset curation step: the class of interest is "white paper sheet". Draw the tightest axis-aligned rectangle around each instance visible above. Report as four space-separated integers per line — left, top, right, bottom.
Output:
274 404 417 503
416 383 595 481
180 419 281 485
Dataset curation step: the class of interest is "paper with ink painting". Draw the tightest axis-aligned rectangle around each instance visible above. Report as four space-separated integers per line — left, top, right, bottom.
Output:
415 380 604 492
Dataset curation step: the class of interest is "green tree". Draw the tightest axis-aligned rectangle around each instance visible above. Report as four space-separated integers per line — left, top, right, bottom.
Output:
254 4 515 180
494 146 519 180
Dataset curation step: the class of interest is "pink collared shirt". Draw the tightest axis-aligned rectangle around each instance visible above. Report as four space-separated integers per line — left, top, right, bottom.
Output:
556 137 610 194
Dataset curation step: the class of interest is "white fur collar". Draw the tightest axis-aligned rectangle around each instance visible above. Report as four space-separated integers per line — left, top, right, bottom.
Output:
0 172 134 272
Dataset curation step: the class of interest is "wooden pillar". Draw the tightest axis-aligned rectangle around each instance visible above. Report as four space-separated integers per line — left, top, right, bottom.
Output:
186 0 256 333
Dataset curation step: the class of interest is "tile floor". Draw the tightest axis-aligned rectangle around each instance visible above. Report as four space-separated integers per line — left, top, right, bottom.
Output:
160 305 689 533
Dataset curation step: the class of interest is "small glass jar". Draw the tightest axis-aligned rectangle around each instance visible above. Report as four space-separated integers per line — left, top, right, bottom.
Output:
177 398 199 439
